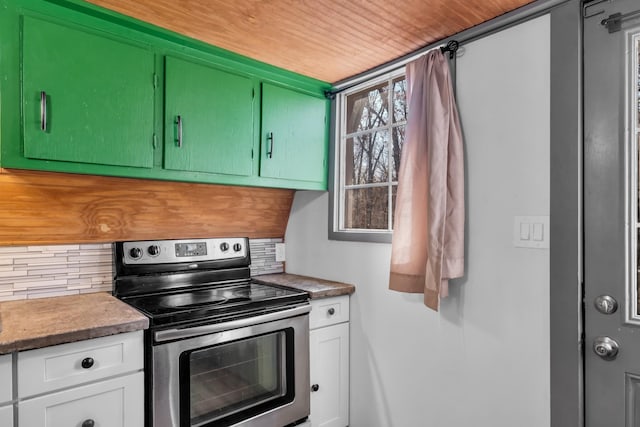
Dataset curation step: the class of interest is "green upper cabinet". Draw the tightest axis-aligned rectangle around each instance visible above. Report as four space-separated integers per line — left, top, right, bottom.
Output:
164 57 255 176
21 15 155 168
260 83 328 185
1 0 332 190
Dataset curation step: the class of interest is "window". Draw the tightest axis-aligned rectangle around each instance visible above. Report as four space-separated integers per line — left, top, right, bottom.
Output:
331 70 407 242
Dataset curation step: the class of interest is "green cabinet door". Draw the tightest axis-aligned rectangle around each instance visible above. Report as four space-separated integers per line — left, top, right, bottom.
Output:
260 83 328 186
22 16 155 168
164 57 254 176
260 83 328 184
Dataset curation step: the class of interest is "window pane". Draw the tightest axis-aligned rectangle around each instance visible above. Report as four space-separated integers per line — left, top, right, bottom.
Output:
344 187 389 229
393 77 407 123
392 126 405 181
346 82 389 133
346 131 389 185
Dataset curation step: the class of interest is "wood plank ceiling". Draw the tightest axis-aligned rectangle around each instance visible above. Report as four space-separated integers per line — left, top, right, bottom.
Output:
86 0 534 83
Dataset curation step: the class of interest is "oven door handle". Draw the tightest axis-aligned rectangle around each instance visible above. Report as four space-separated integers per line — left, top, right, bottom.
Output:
154 303 311 343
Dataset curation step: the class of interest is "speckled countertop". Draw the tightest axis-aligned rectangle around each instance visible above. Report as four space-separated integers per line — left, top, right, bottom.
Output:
253 273 355 299
0 292 148 354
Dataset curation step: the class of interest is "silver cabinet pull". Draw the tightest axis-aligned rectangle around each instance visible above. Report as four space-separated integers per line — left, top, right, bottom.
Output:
40 91 47 132
176 115 183 147
267 132 274 158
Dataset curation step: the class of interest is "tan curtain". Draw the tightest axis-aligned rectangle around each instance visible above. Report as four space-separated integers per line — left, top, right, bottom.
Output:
389 49 465 311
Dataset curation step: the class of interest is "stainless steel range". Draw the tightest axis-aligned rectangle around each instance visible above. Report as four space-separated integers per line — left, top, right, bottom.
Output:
113 237 310 427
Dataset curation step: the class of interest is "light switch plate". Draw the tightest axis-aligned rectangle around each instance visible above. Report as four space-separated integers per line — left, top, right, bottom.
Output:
513 216 549 249
275 243 286 262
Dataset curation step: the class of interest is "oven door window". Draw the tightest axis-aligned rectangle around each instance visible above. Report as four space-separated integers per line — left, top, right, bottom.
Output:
182 329 294 427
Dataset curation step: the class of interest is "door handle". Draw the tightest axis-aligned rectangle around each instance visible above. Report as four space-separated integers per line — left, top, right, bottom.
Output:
593 336 619 360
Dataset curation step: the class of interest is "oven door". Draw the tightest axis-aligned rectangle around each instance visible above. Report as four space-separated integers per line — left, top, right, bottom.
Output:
151 304 310 427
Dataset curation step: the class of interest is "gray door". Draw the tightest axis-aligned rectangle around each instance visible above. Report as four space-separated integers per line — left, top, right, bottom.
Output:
584 0 640 425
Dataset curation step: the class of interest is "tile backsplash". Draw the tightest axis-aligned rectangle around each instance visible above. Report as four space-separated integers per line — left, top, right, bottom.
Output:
0 238 284 301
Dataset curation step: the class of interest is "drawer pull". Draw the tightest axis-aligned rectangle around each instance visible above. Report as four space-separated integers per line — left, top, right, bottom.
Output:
327 308 335 315
311 384 320 392
81 357 95 369
82 419 95 427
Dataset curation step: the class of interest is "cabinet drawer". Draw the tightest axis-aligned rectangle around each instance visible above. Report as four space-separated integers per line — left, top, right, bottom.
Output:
18 331 143 398
310 296 349 329
0 354 12 404
0 404 12 426
19 371 143 427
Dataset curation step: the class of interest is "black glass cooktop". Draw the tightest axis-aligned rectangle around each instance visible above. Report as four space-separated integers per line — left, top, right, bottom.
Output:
121 281 308 327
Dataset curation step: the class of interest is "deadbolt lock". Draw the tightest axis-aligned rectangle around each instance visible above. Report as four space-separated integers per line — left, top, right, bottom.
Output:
594 295 618 315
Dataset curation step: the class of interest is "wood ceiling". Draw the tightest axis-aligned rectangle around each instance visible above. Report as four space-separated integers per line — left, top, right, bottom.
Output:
87 0 534 83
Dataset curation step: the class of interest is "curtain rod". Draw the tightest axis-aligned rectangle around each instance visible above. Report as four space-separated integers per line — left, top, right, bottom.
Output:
326 0 570 98
324 41 456 99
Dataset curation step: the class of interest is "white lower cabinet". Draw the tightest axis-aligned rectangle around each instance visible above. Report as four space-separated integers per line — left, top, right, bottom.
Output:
309 295 349 427
19 372 143 427
0 353 14 425
0 404 13 426
0 353 13 404
18 331 143 398
14 331 144 427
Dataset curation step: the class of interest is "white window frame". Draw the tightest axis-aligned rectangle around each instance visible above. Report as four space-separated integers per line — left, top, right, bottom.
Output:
329 67 407 243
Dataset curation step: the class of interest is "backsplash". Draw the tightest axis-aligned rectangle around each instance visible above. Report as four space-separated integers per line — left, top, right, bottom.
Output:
248 238 285 277
0 238 284 301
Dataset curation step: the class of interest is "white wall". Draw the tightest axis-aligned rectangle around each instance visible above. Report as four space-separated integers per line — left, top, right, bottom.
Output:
285 15 550 427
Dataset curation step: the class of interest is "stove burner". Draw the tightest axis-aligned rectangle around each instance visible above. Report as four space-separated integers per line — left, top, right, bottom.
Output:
159 288 251 309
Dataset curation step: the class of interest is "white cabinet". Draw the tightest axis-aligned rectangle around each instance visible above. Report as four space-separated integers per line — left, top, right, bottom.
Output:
309 295 349 427
18 331 143 397
0 353 12 404
16 331 144 427
0 353 14 426
0 404 12 426
19 372 143 427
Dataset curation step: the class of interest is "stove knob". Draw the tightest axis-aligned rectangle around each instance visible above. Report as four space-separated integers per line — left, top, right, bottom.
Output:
233 243 242 252
129 247 143 259
148 245 160 256
220 242 229 252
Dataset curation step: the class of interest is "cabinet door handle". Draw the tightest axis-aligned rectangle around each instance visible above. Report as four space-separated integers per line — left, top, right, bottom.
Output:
81 357 95 369
267 132 274 158
40 91 47 132
82 419 95 427
327 308 335 315
176 115 183 148
311 384 320 392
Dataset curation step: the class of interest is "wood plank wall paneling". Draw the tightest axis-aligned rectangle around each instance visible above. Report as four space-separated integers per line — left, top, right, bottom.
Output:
85 0 534 82
0 169 294 246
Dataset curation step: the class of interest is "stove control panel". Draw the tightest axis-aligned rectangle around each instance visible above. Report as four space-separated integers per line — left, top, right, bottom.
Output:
122 238 247 265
